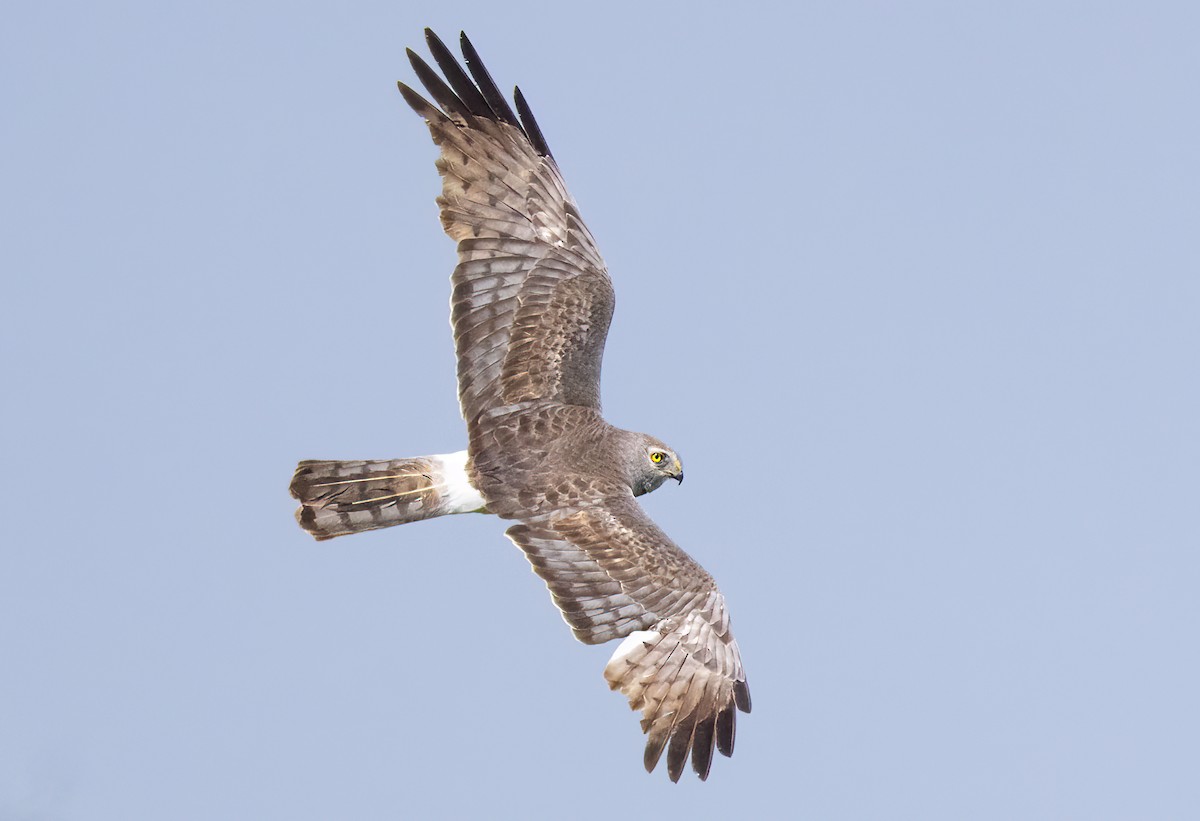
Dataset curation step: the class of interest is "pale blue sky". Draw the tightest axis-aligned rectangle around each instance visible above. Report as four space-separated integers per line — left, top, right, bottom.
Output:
3 2 1198 819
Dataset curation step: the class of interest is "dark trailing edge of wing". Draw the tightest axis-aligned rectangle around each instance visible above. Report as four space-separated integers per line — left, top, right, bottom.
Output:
398 29 554 159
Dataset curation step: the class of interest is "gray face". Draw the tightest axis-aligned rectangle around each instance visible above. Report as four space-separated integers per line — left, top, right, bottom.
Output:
630 435 684 497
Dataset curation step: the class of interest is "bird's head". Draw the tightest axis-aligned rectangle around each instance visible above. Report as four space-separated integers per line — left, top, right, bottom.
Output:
627 434 684 496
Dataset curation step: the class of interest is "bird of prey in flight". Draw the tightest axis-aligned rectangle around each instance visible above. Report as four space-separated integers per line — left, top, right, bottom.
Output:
290 29 751 782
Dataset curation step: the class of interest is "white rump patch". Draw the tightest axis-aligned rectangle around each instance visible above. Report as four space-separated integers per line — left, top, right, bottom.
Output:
433 450 487 514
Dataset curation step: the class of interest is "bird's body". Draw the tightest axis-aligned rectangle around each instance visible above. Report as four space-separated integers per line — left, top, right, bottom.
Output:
291 29 750 782
471 404 674 511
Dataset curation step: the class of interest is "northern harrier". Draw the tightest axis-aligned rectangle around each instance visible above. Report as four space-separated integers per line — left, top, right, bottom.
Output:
290 30 751 782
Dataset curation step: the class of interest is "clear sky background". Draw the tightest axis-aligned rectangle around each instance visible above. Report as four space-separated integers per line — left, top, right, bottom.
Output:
3 2 1198 819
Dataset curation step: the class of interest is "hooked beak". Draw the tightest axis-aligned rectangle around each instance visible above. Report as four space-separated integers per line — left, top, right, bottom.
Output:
672 458 684 485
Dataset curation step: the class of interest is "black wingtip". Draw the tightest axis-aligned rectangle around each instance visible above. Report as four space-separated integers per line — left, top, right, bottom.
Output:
665 718 696 783
735 679 752 713
458 30 521 128
396 81 431 115
691 714 717 781
643 733 668 775
406 47 472 122
514 85 553 158
424 28 491 117
401 29 553 159
716 704 736 758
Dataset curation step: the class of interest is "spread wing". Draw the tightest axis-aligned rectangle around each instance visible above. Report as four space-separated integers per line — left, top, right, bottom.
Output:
506 494 752 782
399 30 614 425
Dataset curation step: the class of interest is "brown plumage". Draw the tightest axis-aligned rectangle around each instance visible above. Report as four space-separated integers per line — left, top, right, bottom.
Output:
291 457 479 541
291 29 750 782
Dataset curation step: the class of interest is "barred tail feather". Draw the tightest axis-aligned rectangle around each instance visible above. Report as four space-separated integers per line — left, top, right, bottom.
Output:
289 451 486 541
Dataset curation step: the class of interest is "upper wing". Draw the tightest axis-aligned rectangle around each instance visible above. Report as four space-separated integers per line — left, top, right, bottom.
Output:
506 494 752 782
399 30 614 425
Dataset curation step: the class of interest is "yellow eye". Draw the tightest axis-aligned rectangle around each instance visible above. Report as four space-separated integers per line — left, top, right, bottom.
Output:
650 451 665 464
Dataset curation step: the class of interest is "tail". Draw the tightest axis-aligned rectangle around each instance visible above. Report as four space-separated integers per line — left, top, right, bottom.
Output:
289 450 486 541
